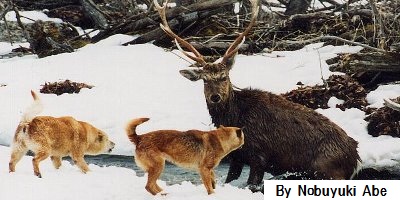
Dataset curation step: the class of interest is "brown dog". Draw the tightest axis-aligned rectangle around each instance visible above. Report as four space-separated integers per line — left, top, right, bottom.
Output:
9 91 115 177
125 118 244 195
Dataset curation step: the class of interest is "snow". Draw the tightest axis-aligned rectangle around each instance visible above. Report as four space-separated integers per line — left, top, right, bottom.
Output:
1 10 400 200
0 42 30 55
328 97 345 108
3 11 62 24
232 43 362 94
366 85 400 108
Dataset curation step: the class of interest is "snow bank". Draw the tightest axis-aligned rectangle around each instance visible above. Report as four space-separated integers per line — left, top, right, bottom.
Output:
3 11 62 23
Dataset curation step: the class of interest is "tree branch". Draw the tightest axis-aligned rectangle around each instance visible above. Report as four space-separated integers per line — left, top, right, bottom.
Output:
1 2 13 44
10 1 30 41
0 3 12 20
279 35 387 53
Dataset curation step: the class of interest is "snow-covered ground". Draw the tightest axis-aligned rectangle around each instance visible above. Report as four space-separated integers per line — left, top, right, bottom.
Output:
1 10 400 200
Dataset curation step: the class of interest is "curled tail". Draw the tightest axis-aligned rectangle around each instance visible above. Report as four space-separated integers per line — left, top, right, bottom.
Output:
20 90 43 124
125 118 149 145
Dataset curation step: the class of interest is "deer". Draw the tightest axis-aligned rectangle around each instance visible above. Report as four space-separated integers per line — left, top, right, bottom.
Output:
154 0 361 192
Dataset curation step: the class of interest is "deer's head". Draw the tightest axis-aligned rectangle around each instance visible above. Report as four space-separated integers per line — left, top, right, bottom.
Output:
155 0 259 104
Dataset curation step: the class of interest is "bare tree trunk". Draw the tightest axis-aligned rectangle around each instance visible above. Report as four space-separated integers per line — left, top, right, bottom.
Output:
368 0 387 50
238 0 261 15
284 0 311 15
79 0 109 29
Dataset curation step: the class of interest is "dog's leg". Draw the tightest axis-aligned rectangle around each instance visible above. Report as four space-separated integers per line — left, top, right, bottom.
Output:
211 170 216 189
9 144 28 173
71 149 90 173
51 156 62 169
200 167 214 195
146 167 162 195
73 157 90 173
32 151 50 178
145 156 164 195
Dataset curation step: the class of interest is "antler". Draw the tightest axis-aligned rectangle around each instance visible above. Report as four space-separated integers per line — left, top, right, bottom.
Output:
221 0 259 65
384 98 400 112
154 0 206 65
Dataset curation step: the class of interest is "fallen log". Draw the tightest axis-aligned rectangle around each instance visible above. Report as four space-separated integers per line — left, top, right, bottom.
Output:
13 0 108 29
92 0 237 43
330 52 400 89
340 52 400 73
13 0 79 10
123 8 223 46
191 41 249 53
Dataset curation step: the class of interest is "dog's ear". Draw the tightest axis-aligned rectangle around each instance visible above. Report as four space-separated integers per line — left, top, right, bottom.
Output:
236 128 242 138
219 125 225 129
97 134 104 142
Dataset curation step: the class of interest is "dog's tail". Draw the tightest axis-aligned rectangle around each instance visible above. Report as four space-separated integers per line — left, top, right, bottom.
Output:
20 90 43 124
125 118 150 145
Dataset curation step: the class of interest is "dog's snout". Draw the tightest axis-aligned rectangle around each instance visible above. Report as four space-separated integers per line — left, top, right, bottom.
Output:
210 94 221 103
108 141 115 152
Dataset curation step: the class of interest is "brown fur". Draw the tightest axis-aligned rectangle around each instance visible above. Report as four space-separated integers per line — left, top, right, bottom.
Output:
125 118 244 195
9 91 115 177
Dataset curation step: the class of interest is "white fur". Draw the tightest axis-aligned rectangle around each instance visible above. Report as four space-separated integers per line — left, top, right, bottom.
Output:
20 92 43 124
350 160 363 179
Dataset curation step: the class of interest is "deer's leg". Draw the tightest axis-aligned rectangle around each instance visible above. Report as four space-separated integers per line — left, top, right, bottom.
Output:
247 167 264 184
225 158 244 183
247 161 265 193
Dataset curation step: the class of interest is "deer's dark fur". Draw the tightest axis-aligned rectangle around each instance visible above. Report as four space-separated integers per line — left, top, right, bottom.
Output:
179 63 361 189
208 87 360 184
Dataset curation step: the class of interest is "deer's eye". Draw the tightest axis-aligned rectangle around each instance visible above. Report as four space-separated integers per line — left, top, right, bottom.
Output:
220 77 227 82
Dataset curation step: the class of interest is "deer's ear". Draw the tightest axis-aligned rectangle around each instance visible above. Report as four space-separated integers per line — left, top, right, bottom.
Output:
179 69 202 81
224 55 236 70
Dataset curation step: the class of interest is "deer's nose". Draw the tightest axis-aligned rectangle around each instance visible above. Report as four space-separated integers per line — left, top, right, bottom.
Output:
210 94 222 103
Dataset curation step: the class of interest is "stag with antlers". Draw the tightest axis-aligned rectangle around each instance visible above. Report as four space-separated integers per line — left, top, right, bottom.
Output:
154 0 361 192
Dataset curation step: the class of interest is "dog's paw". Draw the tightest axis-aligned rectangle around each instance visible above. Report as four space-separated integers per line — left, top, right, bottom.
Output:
160 192 168 196
35 172 42 178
